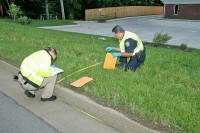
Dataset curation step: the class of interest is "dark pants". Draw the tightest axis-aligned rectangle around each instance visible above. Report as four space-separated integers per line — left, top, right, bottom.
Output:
119 50 146 72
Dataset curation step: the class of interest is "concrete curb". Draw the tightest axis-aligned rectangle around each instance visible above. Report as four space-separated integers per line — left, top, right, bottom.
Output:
1 60 159 133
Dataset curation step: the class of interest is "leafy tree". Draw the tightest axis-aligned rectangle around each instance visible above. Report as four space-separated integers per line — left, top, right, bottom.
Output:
4 0 163 20
64 0 81 19
154 0 163 6
0 0 11 16
15 0 44 19
7 3 22 22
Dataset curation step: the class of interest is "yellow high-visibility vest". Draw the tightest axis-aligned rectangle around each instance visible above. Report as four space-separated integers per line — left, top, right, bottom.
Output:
20 50 53 87
119 31 144 56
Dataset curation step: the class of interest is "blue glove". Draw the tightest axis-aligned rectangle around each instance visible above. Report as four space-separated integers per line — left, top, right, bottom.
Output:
52 64 56 69
106 47 115 52
112 52 121 58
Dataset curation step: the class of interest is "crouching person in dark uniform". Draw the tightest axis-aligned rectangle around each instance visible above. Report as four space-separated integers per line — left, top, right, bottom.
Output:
106 25 146 72
15 46 58 101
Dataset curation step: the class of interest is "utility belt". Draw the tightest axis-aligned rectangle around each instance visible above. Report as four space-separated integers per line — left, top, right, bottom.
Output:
18 71 40 89
131 46 146 63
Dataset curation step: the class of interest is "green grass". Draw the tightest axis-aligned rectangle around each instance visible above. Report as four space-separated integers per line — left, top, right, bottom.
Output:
0 18 75 27
28 19 75 27
0 20 200 133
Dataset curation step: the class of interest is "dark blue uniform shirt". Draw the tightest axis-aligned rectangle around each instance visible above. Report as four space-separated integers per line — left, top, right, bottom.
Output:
124 38 137 53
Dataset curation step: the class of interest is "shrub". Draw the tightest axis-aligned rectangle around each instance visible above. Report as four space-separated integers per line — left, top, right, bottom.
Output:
152 32 172 46
18 16 31 25
180 43 187 50
7 3 22 22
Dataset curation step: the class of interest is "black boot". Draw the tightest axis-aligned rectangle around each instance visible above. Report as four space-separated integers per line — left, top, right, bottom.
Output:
24 90 35 98
41 95 57 102
13 75 18 81
116 63 126 68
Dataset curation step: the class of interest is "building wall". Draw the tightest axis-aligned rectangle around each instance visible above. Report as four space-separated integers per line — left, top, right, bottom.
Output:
165 4 200 19
162 0 200 4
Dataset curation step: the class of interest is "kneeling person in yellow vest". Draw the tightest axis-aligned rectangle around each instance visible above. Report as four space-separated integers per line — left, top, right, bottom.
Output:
106 25 146 72
17 46 58 101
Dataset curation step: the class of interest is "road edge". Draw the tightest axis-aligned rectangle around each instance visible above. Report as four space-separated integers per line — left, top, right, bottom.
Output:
0 60 159 133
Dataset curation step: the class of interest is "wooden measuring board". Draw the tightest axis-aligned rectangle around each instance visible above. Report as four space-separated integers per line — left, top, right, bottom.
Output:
103 53 117 69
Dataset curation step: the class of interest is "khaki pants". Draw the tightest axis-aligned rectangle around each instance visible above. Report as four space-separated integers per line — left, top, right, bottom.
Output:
18 74 57 98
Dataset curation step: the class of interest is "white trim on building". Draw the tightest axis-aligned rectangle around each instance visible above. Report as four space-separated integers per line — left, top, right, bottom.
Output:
161 0 200 4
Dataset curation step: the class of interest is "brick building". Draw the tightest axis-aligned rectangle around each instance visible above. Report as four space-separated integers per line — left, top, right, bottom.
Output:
161 0 200 20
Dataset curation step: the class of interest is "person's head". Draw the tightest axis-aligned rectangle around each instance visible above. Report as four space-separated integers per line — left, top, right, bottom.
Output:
112 25 125 40
45 46 57 61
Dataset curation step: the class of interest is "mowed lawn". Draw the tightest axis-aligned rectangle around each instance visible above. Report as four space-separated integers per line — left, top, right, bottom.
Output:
0 19 199 133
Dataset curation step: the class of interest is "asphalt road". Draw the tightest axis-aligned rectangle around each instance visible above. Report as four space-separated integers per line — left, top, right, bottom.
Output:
0 91 59 133
40 15 200 49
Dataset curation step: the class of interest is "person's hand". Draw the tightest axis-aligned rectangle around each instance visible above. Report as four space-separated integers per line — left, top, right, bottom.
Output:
112 52 121 58
106 47 115 52
51 64 56 69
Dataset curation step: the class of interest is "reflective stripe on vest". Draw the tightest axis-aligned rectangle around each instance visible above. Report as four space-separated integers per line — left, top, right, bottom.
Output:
119 31 144 55
21 63 43 82
20 50 52 86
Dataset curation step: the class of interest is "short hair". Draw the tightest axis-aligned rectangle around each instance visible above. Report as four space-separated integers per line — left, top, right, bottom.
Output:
49 47 57 56
45 46 57 55
112 25 125 34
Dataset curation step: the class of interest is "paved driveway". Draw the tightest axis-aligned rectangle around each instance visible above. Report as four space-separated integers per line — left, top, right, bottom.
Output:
40 15 200 49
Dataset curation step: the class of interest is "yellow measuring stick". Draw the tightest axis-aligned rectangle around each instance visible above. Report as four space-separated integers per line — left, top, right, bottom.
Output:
56 62 102 83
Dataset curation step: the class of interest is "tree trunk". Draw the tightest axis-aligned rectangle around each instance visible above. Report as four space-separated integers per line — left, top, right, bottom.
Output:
0 5 3 16
45 0 49 20
60 0 65 20
5 0 9 6
2 0 9 13
2 4 7 12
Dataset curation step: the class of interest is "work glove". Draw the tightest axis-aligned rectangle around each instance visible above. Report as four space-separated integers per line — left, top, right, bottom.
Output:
106 47 115 52
112 52 121 58
51 64 56 69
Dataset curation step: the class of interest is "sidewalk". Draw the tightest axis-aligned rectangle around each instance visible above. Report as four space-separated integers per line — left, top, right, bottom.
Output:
0 60 159 133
